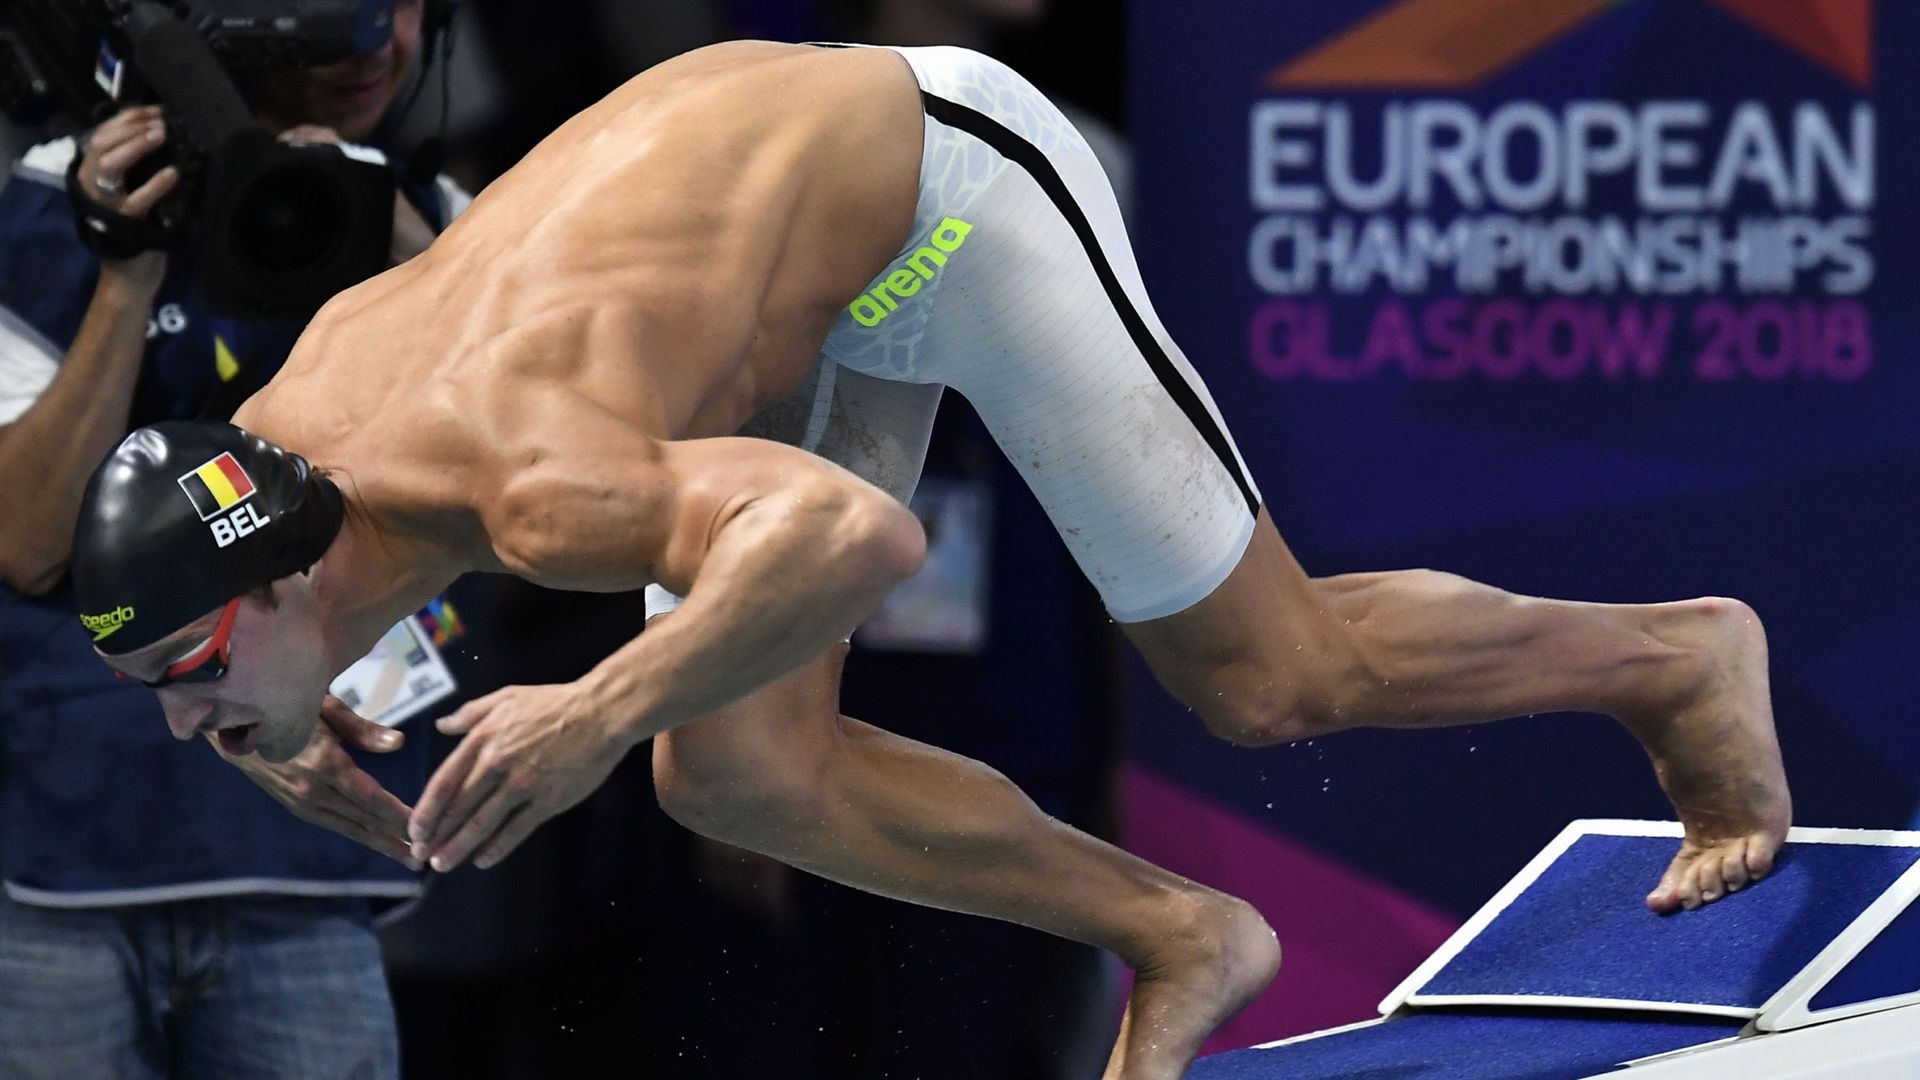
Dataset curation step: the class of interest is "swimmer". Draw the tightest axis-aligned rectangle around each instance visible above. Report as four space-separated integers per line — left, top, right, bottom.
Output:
71 42 1790 1079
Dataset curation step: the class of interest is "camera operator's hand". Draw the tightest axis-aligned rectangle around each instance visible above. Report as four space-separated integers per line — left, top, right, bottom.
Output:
278 124 438 265
79 106 180 287
0 107 178 592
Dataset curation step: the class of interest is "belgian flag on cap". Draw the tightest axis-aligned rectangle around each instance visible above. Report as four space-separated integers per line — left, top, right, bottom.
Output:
176 452 257 521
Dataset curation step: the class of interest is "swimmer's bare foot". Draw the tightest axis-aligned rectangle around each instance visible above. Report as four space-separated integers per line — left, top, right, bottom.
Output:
1624 597 1792 915
1103 888 1279 1080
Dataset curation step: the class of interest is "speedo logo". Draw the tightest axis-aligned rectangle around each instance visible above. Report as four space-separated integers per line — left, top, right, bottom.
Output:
849 217 974 328
80 605 136 642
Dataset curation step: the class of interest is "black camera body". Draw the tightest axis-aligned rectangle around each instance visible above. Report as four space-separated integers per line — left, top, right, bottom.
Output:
0 0 400 322
176 0 394 68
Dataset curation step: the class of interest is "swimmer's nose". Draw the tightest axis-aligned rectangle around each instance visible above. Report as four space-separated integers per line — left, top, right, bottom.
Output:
159 692 212 741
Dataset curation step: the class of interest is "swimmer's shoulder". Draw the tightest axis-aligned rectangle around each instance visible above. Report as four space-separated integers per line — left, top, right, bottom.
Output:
642 39 882 78
607 39 916 126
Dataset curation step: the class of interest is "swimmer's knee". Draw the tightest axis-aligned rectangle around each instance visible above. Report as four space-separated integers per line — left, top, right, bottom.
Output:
1194 652 1375 747
1198 686 1340 748
653 725 831 842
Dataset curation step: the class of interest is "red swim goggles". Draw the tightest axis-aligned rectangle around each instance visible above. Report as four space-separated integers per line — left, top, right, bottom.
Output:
115 596 242 689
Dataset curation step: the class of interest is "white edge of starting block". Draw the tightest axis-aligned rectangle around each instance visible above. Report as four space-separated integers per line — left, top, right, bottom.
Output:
1608 1001 1920 1079
1247 1015 1389 1051
1617 1034 1745 1069
1379 820 1920 1019
1222 1001 1920 1078
1755 851 1920 1032
1376 818 1643 1016
1403 994 1756 1018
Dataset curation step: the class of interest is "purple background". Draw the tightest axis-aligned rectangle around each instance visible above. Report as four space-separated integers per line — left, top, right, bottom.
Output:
1122 0 1919 1047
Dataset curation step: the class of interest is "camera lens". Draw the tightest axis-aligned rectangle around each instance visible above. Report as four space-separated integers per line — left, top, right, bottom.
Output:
228 164 347 275
199 135 392 320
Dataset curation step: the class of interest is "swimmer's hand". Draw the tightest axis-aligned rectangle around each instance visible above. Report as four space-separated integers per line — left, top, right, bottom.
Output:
408 681 627 872
214 695 424 870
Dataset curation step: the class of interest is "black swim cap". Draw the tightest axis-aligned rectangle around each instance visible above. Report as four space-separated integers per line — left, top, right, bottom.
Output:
72 421 344 655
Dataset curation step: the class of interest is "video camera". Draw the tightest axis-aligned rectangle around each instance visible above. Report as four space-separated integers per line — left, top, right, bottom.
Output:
0 0 403 321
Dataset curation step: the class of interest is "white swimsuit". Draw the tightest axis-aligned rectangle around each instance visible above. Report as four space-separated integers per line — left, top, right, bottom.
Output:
648 44 1260 625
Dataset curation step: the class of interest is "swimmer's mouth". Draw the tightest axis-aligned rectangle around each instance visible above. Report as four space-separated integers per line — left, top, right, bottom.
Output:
216 723 261 756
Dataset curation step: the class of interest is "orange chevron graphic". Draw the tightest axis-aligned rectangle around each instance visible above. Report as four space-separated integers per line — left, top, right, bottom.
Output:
1266 0 1615 90
1703 0 1871 89
1266 0 1872 91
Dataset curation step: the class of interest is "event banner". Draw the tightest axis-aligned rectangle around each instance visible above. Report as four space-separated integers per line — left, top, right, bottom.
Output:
1123 0 1918 1045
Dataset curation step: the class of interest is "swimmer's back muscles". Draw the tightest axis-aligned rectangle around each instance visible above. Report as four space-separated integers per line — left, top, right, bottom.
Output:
324 43 922 429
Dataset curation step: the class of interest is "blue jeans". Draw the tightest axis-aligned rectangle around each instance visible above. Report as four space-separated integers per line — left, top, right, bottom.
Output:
0 892 398 1080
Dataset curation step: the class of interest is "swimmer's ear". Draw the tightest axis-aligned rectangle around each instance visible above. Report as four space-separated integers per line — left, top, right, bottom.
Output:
320 694 404 751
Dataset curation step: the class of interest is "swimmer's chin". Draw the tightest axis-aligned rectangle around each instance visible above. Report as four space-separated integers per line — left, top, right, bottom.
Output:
254 723 310 764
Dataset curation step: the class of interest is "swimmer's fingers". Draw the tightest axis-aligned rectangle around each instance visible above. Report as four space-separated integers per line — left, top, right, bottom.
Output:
434 696 490 736
410 697 499 844
413 682 629 869
316 748 418 845
430 794 535 872
300 804 421 868
414 711 545 869
417 769 505 871
319 694 406 753
219 728 420 868
473 805 540 870
298 706 414 836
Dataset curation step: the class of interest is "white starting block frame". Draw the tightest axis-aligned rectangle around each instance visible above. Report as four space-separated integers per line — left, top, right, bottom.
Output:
1202 820 1920 1079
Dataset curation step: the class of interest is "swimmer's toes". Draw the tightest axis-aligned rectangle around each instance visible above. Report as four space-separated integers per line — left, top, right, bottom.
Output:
1697 851 1738 904
1647 858 1688 914
1677 859 1706 911
1745 831 1780 881
1719 848 1750 893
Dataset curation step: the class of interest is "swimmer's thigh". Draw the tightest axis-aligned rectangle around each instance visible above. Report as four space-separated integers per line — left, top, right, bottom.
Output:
902 52 1263 622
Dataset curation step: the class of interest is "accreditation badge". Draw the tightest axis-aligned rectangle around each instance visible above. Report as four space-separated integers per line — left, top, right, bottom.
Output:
327 612 458 728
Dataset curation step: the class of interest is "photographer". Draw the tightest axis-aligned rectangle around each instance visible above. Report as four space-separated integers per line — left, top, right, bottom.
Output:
0 2 467 1075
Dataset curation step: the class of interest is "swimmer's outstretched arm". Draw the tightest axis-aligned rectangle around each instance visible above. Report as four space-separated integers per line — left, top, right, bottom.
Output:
408 433 926 869
504 433 926 730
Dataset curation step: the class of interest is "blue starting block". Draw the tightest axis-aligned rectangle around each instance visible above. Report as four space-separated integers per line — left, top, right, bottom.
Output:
1190 820 1920 1079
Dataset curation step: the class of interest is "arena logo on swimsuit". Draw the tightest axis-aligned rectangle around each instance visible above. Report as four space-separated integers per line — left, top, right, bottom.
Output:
848 216 974 327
